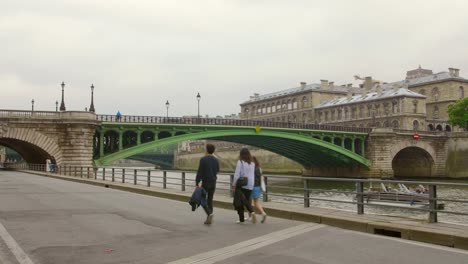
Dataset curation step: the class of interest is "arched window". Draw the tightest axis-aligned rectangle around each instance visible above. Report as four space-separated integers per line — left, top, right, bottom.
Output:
413 120 419 131
262 105 266 114
287 100 292 110
276 102 281 111
271 103 276 113
445 125 452 132
367 105 372 117
432 87 439 101
267 104 271 113
392 100 398 114
375 104 380 116
436 124 443 131
344 108 349 119
302 113 307 124
428 124 434 131
359 106 364 118
338 108 342 120
460 86 465 99
331 109 335 121
292 99 298 109
252 106 256 115
351 107 357 119
324 111 329 121
282 102 287 111
413 100 418 113
392 120 399 128
433 106 439 119
302 96 308 108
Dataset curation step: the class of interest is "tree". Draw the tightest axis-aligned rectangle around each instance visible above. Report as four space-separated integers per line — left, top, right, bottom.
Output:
448 97 468 130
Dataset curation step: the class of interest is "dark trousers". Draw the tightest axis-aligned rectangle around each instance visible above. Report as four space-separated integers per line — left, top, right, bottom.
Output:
202 184 216 216
237 188 254 222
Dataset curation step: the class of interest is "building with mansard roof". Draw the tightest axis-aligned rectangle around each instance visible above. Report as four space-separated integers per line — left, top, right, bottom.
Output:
239 66 467 132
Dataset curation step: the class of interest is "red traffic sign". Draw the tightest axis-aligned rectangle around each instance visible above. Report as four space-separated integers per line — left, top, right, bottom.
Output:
413 133 420 140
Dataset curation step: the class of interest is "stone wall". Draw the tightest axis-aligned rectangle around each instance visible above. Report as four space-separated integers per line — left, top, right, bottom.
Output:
446 133 468 177
174 148 303 174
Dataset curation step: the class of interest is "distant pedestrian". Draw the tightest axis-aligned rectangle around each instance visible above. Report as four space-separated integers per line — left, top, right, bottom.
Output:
252 156 267 223
232 148 256 224
116 110 121 121
195 144 220 225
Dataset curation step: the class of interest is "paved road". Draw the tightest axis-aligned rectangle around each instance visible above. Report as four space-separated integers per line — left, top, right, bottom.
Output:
0 170 467 264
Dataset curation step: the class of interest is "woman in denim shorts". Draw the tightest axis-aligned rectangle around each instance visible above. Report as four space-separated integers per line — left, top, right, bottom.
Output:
251 156 267 223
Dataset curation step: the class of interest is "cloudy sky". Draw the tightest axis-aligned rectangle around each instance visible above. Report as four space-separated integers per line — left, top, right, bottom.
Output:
1 0 468 117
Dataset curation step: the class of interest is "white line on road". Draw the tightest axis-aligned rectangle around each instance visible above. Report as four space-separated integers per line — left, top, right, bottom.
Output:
168 223 325 264
0 221 35 264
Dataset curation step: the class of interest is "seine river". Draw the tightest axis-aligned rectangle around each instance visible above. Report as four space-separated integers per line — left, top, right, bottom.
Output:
96 167 468 225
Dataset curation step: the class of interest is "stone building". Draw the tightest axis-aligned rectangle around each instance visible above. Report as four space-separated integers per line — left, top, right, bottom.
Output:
239 66 467 131
239 81 362 123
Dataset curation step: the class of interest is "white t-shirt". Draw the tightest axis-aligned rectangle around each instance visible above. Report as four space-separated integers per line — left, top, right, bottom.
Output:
233 160 255 190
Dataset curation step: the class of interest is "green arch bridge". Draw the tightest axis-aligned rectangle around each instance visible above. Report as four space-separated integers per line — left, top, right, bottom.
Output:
94 115 370 168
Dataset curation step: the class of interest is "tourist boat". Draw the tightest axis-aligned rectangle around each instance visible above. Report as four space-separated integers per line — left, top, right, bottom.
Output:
360 183 444 209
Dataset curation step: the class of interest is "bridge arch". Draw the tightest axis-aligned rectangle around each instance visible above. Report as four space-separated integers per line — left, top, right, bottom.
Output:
392 146 435 177
0 127 62 164
95 129 369 168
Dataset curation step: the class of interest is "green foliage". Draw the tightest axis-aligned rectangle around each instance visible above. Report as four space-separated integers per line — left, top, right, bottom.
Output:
448 97 468 129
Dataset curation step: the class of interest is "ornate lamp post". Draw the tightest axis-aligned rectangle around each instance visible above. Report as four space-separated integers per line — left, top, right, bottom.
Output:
59 81 66 111
165 100 169 118
196 92 201 119
31 99 35 111
89 84 95 112
55 100 58 112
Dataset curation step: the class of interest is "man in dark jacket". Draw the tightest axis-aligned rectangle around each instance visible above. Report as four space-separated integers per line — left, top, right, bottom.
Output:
195 143 219 225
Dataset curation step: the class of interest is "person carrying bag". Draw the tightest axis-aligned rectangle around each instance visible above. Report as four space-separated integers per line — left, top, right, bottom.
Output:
232 148 256 224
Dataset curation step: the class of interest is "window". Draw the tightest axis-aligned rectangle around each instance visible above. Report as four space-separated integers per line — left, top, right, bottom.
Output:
292 99 298 109
302 96 308 108
337 108 342 120
331 110 335 121
287 100 292 110
392 100 398 114
392 120 399 128
413 100 418 113
302 113 307 123
324 111 329 121
460 86 465 99
344 108 349 119
267 105 271 113
282 102 287 111
413 120 419 130
359 106 364 118
432 87 439 101
272 103 276 113
367 105 372 117
433 106 439 119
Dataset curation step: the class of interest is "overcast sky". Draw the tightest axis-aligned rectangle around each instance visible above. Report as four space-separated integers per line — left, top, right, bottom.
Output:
1 0 468 117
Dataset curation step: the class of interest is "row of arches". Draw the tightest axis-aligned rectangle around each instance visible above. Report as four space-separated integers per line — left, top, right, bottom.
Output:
245 96 310 116
94 130 187 157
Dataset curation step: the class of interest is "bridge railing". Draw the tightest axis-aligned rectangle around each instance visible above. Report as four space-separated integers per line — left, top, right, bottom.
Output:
0 109 60 118
97 114 372 133
18 164 468 224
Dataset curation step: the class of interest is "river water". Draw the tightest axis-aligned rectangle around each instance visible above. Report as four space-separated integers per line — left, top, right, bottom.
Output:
96 167 468 225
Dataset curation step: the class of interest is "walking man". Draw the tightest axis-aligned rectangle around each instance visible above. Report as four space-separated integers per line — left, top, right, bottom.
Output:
195 143 219 225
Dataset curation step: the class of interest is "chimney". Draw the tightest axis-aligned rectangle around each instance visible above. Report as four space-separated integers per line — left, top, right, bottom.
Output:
254 93 260 99
320 80 328 89
376 85 383 95
347 89 352 100
300 82 307 89
347 83 353 88
364 76 373 91
328 81 334 88
449 67 460 77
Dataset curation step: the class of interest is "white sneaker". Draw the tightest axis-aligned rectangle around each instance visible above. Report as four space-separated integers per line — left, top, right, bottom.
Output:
250 213 257 224
236 220 246 224
204 214 214 225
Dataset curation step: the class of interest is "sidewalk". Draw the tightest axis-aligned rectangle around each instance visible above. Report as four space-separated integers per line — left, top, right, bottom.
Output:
23 170 468 250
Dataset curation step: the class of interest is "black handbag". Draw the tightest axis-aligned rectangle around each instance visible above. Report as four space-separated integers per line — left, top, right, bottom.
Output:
236 161 248 187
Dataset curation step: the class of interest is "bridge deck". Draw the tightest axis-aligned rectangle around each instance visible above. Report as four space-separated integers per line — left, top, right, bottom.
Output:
0 170 467 264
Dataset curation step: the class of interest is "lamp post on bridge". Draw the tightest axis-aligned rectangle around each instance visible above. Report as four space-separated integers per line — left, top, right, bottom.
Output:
31 99 35 112
196 92 201 119
165 100 169 118
89 84 95 113
55 100 58 112
59 81 66 111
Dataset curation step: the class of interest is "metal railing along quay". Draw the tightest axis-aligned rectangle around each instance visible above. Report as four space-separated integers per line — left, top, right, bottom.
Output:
15 164 468 224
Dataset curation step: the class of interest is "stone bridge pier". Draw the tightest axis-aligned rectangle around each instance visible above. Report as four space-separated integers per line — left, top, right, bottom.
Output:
364 129 468 178
0 111 97 167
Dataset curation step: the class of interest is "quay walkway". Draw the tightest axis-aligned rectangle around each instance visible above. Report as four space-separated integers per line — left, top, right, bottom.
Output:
0 170 467 264
20 169 468 248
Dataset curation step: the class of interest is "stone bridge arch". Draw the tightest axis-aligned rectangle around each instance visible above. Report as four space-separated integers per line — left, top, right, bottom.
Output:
390 141 436 177
0 127 63 164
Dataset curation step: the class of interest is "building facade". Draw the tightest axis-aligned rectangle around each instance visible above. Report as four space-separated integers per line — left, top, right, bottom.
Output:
239 66 467 131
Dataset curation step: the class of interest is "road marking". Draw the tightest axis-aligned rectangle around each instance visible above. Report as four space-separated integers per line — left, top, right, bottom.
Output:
0 221 35 264
346 229 468 255
168 223 325 264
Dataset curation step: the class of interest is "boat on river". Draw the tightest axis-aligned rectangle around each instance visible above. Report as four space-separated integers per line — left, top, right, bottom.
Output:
361 183 445 209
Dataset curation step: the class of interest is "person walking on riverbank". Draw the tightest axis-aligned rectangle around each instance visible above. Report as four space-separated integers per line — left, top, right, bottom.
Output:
252 156 267 223
195 143 219 225
232 148 256 224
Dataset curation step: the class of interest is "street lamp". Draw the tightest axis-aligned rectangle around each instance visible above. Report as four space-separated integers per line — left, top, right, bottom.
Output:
55 100 58 112
165 100 170 118
31 99 35 111
89 84 95 112
59 81 66 111
196 92 201 118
